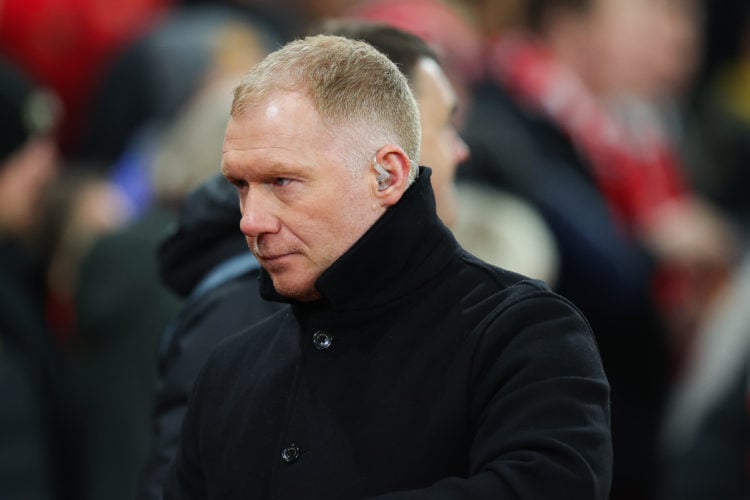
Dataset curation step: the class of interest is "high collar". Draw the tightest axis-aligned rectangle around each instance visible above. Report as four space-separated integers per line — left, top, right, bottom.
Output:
259 167 459 313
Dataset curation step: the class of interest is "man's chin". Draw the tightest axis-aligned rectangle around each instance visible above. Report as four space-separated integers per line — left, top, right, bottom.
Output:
270 276 321 302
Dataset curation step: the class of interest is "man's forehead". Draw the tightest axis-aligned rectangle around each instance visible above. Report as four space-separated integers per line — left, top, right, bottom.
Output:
227 91 315 133
415 58 454 97
412 58 458 122
263 100 280 119
236 88 309 114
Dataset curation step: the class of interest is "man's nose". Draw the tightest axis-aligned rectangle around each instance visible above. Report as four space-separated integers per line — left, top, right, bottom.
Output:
239 188 279 237
454 134 470 164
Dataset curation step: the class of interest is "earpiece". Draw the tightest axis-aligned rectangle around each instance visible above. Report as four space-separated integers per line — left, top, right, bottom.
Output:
373 157 391 191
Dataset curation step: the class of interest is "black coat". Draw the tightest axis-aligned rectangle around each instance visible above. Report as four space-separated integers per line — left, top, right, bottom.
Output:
164 169 612 499
0 241 61 500
72 208 183 500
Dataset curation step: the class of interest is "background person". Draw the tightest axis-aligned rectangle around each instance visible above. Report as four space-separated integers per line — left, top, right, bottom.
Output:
0 57 63 500
457 1 738 497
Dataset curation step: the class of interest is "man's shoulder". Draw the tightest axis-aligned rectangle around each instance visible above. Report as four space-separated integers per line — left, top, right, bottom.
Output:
455 249 552 299
451 250 590 335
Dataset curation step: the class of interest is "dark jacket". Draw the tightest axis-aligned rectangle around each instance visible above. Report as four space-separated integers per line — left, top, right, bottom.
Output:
72 207 183 500
138 174 283 500
0 241 61 500
164 169 612 499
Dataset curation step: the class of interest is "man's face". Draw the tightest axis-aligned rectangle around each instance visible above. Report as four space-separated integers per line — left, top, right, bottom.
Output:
413 57 469 228
222 91 385 301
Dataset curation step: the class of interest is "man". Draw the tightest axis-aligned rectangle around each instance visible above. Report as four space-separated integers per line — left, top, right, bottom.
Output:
140 24 467 499
460 1 734 498
0 57 62 500
164 34 611 499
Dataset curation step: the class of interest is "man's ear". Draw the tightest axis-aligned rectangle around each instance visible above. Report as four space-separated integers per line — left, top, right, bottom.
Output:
371 145 412 207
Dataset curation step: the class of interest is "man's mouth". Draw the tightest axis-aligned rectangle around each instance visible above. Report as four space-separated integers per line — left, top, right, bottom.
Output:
253 242 291 260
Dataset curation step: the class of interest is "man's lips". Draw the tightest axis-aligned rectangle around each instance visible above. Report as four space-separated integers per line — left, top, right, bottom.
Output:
259 252 294 261
250 237 303 264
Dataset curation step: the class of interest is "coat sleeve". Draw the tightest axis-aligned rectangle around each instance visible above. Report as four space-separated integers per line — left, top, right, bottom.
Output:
368 291 613 500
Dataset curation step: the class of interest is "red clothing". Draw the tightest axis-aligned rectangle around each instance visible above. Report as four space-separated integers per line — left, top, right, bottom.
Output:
487 33 687 232
486 34 712 371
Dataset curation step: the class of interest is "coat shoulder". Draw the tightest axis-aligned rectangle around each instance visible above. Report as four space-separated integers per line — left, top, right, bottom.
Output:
455 249 558 305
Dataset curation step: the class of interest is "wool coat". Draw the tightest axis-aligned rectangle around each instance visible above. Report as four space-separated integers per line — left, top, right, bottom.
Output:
164 169 612 499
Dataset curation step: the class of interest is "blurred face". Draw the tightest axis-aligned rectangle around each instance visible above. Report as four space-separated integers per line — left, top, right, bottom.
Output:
586 0 699 98
222 91 386 301
0 137 58 237
413 57 469 228
643 0 701 97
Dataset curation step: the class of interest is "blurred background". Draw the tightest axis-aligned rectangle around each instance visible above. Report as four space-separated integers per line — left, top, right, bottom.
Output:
1 0 748 499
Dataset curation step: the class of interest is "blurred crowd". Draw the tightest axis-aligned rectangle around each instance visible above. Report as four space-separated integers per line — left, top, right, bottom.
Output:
1 0 749 499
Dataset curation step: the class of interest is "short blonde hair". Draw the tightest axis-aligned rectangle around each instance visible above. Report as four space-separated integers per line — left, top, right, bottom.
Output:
231 34 421 182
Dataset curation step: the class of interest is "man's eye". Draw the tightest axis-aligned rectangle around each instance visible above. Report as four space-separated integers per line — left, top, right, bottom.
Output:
273 178 292 187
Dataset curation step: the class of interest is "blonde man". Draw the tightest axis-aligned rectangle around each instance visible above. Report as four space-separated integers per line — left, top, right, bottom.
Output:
165 34 611 499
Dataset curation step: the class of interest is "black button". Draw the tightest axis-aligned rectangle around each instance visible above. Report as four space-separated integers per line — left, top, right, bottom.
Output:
312 330 333 350
281 445 300 463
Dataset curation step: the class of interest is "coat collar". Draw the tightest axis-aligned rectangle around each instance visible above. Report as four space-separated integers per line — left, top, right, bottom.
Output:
259 167 459 312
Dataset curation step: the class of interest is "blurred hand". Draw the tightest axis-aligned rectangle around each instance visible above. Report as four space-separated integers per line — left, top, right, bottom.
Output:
640 195 739 371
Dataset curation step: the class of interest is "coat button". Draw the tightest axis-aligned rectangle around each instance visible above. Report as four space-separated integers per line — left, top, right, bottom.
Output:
312 330 333 350
281 445 300 463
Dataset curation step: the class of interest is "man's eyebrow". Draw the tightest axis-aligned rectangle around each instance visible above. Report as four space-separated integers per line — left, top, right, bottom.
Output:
450 103 460 121
274 158 318 173
221 161 312 181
